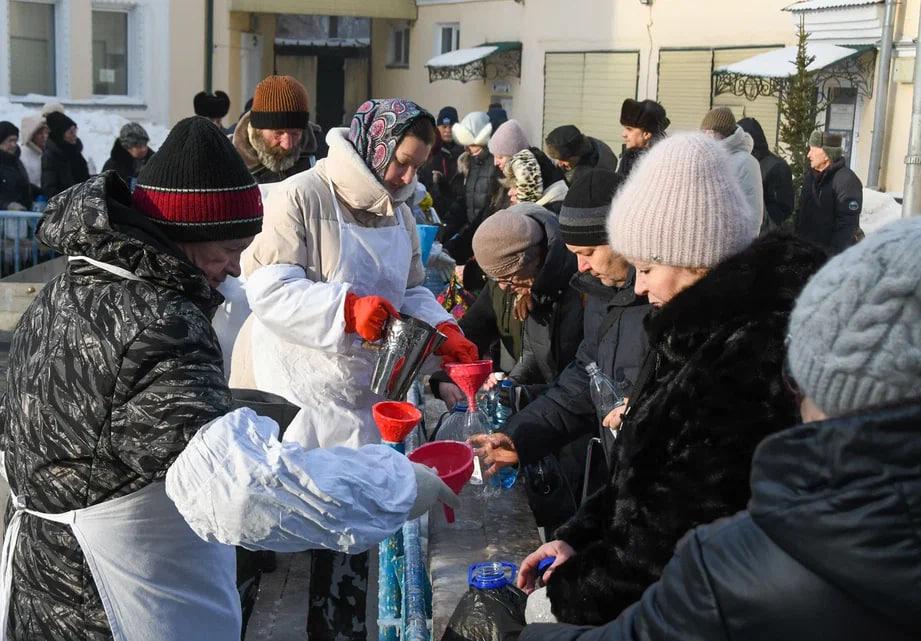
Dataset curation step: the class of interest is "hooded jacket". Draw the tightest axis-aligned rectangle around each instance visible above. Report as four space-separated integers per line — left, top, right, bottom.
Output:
566 137 617 187
18 114 44 187
0 147 31 210
520 401 921 641
101 138 155 187
41 136 90 198
795 157 863 255
0 173 229 641
544 233 826 625
231 111 322 184
738 117 794 230
719 126 765 234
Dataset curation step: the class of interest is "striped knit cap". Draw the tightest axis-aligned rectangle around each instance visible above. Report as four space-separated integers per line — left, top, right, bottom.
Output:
133 117 262 242
560 169 622 246
250 75 309 130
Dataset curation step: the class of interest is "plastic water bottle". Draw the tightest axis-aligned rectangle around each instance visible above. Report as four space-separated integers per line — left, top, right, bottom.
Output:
586 361 626 426
468 561 517 592
486 378 518 490
434 402 494 489
31 195 47 213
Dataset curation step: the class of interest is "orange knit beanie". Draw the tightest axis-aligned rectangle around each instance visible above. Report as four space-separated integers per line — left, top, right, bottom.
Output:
250 75 309 130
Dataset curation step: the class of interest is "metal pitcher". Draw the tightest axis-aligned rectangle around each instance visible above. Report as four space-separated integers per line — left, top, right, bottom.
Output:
230 388 300 438
369 314 446 400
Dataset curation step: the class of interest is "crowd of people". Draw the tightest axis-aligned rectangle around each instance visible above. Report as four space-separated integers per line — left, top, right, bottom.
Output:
0 69 916 641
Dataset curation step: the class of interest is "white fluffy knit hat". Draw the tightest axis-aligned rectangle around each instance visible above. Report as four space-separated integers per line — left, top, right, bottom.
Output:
608 132 755 268
452 111 493 148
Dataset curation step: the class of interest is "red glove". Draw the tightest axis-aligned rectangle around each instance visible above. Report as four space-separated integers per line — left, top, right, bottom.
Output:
344 293 398 341
436 322 479 364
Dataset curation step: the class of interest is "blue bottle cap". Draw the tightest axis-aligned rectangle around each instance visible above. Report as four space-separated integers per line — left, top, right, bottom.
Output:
452 401 468 413
468 561 517 589
537 556 556 573
500 379 514 388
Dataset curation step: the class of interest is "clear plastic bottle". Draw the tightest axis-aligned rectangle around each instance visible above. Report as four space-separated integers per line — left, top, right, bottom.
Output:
434 402 499 496
484 379 518 490
586 361 626 426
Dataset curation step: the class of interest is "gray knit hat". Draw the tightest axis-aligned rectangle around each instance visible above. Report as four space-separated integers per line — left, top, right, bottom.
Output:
700 107 737 139
787 217 921 417
809 130 843 162
608 133 755 268
489 119 530 157
119 122 149 149
472 203 545 278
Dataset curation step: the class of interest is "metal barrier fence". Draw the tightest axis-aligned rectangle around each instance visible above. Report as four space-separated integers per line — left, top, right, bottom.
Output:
0 211 48 277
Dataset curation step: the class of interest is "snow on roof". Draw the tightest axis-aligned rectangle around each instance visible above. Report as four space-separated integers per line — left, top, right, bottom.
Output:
784 0 882 11
426 46 499 68
714 44 860 78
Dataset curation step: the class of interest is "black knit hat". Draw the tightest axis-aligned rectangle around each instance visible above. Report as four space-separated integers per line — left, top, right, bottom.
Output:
620 99 670 136
0 121 19 145
559 169 623 246
46 111 77 141
437 106 459 126
133 117 262 242
194 91 231 119
545 125 591 161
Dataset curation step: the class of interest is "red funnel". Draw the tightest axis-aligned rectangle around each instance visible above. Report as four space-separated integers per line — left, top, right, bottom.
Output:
408 441 474 523
444 359 493 410
373 401 422 443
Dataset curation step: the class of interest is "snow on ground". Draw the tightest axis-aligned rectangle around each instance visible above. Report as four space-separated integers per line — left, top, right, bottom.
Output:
861 188 903 236
0 97 169 173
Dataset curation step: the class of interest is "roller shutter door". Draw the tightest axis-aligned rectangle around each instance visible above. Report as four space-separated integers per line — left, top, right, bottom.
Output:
543 51 638 151
657 50 713 133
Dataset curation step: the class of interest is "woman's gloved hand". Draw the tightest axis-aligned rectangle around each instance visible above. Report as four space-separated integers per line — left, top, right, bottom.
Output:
344 293 398 341
409 462 460 520
435 322 478 364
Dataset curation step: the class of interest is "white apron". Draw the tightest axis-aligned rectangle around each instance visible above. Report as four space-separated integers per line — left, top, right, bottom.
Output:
0 257 241 641
251 176 413 450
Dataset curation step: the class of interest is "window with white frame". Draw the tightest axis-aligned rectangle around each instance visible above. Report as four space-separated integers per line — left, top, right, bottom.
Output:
9 0 57 95
92 9 129 95
435 23 460 56
388 22 410 67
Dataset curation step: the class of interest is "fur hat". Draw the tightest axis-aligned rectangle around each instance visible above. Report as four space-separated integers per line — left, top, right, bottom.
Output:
504 149 544 203
788 216 921 417
250 75 309 130
608 133 755 268
545 125 591 161
620 99 670 136
194 91 231 120
700 107 737 139
489 119 531 157
473 203 546 278
809 130 843 162
560 169 623 246
133 117 262 242
452 111 493 147
119 122 149 149
40 102 66 117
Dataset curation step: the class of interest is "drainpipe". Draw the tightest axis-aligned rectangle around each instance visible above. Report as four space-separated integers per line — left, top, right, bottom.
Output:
205 0 215 92
866 0 897 189
901 20 921 217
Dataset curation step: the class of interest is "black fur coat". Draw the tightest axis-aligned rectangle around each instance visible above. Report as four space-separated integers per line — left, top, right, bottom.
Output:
547 233 827 625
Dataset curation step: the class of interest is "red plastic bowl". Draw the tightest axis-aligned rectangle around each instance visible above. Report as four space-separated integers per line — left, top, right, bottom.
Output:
408 440 474 523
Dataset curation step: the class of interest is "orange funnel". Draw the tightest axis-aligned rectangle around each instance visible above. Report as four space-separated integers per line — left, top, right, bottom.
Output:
373 401 422 444
444 359 493 410
408 441 474 523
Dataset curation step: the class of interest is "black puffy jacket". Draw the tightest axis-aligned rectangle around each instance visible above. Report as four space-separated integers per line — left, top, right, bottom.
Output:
41 137 91 198
0 148 31 210
101 138 155 188
0 173 230 641
738 117 794 230
795 158 862 255
545 234 826 625
521 401 921 641
443 150 503 264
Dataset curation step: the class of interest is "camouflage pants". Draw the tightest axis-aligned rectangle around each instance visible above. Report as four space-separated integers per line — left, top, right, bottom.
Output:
308 549 369 641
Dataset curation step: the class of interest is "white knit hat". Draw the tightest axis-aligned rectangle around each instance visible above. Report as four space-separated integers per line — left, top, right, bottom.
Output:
608 132 755 268
452 111 493 147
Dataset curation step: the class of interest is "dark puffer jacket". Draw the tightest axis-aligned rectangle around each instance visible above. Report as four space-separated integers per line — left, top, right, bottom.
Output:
738 117 794 230
443 150 503 265
504 271 649 534
0 173 230 641
795 158 862 255
101 138 155 188
566 137 617 187
521 401 921 641
508 208 582 386
41 137 91 198
0 148 32 210
545 234 826 625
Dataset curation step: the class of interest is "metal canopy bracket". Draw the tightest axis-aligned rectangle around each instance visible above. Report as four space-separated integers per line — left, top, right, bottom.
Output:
426 42 522 83
713 47 876 110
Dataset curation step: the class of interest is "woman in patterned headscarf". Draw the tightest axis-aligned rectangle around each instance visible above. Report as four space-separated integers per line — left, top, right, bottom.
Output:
232 99 478 641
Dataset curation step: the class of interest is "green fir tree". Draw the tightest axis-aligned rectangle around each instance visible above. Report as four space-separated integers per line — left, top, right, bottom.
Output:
779 17 818 216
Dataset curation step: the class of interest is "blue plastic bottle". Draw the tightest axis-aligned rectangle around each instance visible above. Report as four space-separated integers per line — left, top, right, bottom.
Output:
468 561 517 591
487 379 519 490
